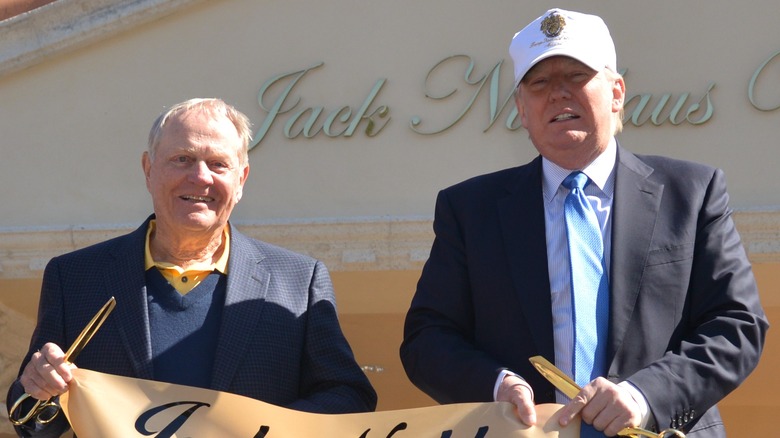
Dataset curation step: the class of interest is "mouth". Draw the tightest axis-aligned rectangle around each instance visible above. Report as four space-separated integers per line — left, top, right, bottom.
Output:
550 113 579 123
180 195 214 203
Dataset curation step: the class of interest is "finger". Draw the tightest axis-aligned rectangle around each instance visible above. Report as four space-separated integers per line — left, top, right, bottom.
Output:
38 362 69 397
40 343 74 380
39 343 74 382
19 373 48 400
587 407 615 434
558 399 582 426
20 359 59 400
513 386 537 426
558 387 593 426
587 391 628 431
24 344 72 397
496 376 537 426
602 419 628 437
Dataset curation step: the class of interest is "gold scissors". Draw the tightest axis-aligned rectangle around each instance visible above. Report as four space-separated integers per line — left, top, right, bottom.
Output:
9 296 116 426
529 356 686 438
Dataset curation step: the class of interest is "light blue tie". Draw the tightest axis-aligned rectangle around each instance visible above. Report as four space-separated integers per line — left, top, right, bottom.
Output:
563 172 609 437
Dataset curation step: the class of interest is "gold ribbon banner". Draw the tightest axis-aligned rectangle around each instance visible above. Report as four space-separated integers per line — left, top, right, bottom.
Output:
61 368 578 438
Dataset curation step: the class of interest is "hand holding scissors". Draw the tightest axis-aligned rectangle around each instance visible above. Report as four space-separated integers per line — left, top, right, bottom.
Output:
9 296 116 426
529 356 686 438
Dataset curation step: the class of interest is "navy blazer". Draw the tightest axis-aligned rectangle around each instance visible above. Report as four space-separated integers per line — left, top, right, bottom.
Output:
9 216 376 437
401 145 768 437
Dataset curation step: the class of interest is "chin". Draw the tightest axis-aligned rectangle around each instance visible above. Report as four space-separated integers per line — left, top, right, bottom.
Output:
176 213 218 230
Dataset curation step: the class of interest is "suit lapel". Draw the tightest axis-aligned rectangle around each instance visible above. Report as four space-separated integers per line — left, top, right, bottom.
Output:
108 218 154 379
608 147 663 366
497 157 555 361
210 226 269 391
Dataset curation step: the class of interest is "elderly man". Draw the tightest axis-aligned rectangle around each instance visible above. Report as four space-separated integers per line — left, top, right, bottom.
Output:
8 98 376 437
400 8 767 437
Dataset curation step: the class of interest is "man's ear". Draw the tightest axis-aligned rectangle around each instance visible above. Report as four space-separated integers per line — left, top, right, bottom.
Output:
142 151 153 192
235 164 250 203
612 76 626 113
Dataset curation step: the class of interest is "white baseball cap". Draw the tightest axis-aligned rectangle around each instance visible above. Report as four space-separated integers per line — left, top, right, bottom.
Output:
509 8 617 86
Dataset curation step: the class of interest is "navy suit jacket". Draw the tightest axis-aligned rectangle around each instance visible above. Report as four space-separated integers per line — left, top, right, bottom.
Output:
9 216 376 437
401 145 768 436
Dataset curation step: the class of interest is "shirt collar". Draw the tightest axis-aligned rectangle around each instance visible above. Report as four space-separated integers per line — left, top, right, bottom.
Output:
542 137 617 203
144 220 231 274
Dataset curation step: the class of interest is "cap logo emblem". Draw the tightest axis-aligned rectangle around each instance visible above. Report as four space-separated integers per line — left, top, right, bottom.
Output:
540 12 566 38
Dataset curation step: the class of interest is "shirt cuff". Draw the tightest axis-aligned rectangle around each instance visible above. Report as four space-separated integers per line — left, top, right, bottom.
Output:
618 381 654 428
494 369 534 402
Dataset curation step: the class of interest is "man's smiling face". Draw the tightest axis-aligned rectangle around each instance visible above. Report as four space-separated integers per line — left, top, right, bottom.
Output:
142 108 249 240
515 56 624 170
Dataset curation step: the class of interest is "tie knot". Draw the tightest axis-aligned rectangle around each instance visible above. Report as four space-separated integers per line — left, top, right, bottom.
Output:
563 171 589 191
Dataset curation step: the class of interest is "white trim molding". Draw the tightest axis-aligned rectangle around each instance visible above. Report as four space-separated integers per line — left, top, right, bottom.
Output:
0 0 205 77
0 218 435 278
1 210 778 279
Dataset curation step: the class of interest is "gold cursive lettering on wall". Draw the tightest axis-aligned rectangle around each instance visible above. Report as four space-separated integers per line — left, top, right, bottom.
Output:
250 62 390 148
246 54 747 147
408 57 714 135
749 50 780 111
408 55 522 135
623 75 715 126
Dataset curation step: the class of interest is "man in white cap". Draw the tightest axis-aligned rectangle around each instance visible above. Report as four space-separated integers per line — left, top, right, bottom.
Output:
401 8 767 437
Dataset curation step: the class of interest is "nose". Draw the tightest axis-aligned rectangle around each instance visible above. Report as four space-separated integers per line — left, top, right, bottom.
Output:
549 78 571 101
189 161 213 184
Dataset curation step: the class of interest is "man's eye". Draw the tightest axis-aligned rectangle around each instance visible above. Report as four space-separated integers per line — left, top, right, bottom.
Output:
570 72 589 82
175 156 189 163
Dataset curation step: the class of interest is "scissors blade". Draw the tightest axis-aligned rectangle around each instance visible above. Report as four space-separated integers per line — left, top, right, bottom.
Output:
63 296 116 363
529 355 581 399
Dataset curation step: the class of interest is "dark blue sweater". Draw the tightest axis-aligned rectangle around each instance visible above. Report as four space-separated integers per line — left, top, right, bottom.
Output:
145 268 226 388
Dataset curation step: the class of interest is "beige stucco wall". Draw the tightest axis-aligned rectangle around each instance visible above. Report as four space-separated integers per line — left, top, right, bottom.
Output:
1 0 779 436
1 0 780 228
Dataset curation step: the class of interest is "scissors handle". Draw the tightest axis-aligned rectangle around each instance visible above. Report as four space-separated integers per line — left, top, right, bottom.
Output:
619 426 686 437
7 296 116 427
8 393 61 426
